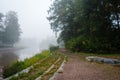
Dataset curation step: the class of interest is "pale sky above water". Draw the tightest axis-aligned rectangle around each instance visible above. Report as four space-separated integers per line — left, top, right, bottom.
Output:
0 0 55 40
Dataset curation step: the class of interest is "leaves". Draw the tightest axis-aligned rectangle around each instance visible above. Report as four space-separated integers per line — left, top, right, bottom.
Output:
3 11 21 45
48 0 120 52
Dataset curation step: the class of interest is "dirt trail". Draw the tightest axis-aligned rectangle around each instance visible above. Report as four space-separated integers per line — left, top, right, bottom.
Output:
55 50 120 80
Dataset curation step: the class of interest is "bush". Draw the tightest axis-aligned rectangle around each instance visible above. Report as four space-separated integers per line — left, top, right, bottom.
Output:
65 36 101 52
49 45 59 53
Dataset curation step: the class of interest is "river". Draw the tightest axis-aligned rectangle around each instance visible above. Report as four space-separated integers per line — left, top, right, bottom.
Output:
0 47 40 67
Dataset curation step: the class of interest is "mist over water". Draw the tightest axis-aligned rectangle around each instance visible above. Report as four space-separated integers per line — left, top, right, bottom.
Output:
0 0 57 68
0 36 58 67
15 36 58 61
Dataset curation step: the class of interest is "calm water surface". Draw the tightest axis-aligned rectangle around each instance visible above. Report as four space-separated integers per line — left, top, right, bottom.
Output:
0 47 40 67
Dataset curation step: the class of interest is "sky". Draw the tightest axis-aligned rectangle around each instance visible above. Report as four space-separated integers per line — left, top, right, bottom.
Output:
0 0 55 40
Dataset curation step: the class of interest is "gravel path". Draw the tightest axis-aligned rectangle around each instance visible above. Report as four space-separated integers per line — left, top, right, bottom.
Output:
55 52 120 80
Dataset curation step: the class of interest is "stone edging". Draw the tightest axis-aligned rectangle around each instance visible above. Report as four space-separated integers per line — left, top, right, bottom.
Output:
35 57 61 80
49 58 66 80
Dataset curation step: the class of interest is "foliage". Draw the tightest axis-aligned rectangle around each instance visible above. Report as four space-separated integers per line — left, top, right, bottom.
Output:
0 11 21 46
3 11 21 45
0 13 4 43
49 45 59 52
48 0 120 53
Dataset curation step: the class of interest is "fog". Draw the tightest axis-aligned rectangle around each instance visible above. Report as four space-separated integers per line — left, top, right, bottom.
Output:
0 0 57 48
0 0 59 64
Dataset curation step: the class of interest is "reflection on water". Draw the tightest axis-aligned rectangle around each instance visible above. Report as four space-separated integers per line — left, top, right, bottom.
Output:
15 47 40 61
0 47 40 67
0 52 18 67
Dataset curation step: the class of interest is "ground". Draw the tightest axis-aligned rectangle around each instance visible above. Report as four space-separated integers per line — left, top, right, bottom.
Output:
55 49 120 80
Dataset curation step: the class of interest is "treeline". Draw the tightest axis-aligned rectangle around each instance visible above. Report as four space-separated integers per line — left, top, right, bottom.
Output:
0 11 21 47
48 0 120 53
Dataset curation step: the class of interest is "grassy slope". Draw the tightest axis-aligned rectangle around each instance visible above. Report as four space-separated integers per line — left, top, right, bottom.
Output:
9 52 65 80
3 50 50 78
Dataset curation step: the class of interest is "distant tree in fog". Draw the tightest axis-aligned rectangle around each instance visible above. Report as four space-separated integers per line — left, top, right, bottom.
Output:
0 13 4 44
0 13 4 21
3 11 21 45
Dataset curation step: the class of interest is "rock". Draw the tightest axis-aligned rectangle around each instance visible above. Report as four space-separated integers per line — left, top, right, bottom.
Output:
114 60 120 64
86 56 120 65
94 57 104 63
103 59 114 64
86 56 96 62
102 58 120 64
0 77 3 80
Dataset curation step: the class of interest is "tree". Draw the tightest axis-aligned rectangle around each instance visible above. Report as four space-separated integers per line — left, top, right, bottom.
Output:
0 13 4 44
0 13 4 21
3 11 21 45
48 0 120 53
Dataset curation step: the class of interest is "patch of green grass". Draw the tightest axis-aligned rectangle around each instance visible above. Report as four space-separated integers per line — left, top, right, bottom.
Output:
9 52 61 80
3 50 50 78
41 56 65 80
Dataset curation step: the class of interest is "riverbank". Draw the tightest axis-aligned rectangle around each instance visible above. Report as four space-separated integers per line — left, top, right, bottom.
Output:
3 50 50 78
2 50 65 80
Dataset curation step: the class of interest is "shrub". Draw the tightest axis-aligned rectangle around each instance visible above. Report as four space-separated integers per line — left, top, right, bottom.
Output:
49 45 59 53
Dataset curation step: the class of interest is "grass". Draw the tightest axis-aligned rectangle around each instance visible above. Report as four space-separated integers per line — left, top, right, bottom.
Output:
3 50 50 78
41 55 65 80
9 52 63 80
